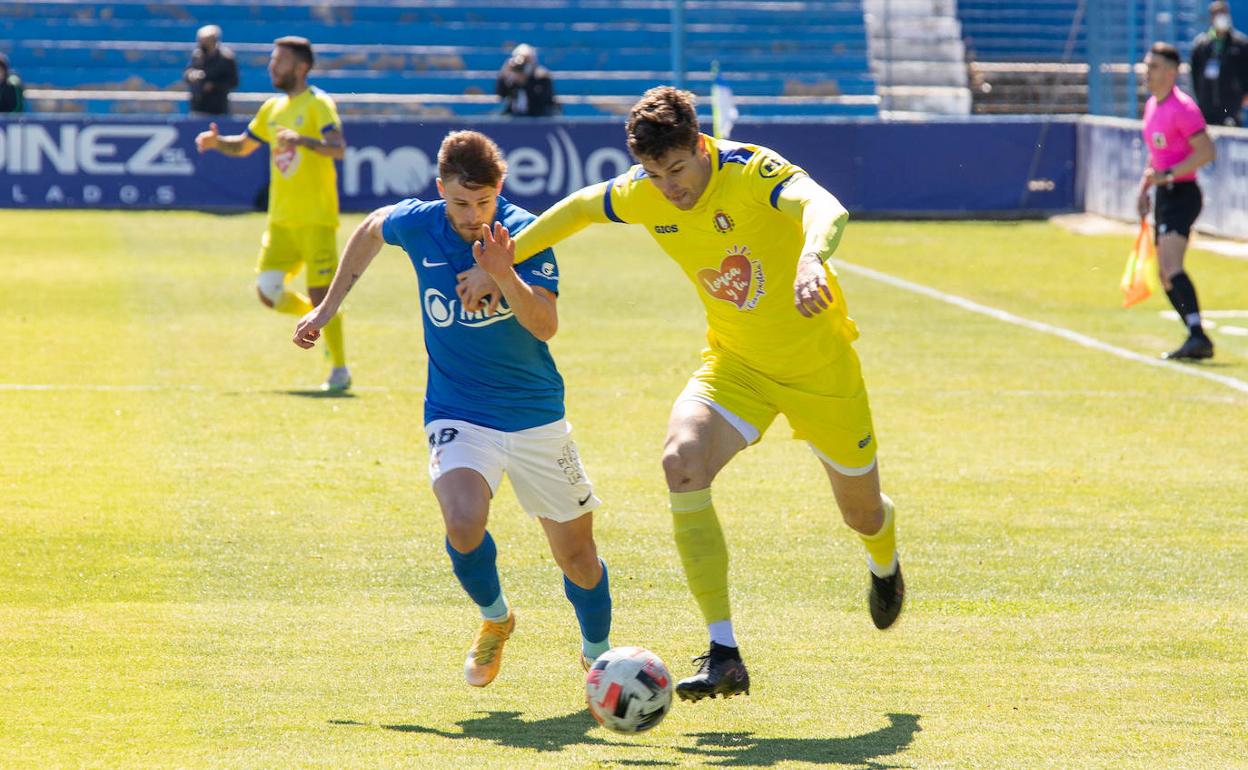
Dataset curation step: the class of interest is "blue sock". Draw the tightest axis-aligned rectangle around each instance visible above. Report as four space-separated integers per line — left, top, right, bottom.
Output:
564 560 612 659
446 532 508 621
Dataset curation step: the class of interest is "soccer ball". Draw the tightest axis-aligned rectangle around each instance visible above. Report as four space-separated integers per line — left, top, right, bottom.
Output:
585 646 674 733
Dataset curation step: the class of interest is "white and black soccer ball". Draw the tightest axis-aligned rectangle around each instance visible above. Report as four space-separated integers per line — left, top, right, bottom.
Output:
585 646 674 734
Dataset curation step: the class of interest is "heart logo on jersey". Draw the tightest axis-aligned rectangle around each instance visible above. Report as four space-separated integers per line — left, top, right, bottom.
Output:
274 144 299 177
697 252 752 308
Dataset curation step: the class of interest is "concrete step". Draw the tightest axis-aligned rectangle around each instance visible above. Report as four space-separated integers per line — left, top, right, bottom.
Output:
867 38 966 62
879 85 972 113
876 60 968 87
862 0 960 19
867 15 961 37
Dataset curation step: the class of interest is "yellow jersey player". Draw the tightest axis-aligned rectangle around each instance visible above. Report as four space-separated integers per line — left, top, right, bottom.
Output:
468 86 903 702
195 36 350 392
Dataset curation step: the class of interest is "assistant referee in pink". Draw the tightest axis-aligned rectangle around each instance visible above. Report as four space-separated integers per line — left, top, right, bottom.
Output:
1137 42 1218 360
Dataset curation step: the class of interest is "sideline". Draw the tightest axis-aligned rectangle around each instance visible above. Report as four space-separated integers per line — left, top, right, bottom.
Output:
831 259 1248 397
1050 213 1248 260
0 384 414 393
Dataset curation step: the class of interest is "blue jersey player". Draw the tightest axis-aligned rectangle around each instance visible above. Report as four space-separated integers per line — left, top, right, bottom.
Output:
293 130 612 686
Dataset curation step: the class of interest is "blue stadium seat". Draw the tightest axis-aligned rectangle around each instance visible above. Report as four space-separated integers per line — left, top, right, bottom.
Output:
0 0 879 118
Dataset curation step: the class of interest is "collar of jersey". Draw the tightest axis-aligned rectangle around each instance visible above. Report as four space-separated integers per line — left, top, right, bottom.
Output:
684 133 725 213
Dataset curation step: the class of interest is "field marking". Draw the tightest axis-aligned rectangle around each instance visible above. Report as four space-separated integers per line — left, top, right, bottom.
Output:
0 384 418 393
832 260 1248 397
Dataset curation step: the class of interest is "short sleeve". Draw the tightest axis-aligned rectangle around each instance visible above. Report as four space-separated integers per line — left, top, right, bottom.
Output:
515 249 560 295
246 98 274 143
746 148 808 209
1178 100 1207 138
604 167 654 224
382 198 425 247
315 92 343 136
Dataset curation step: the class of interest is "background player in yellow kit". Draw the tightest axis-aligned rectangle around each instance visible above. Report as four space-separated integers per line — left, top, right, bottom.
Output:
195 36 351 392
468 86 903 703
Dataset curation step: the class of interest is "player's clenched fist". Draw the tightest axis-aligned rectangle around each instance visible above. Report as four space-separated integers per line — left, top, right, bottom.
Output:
293 309 327 349
793 252 833 318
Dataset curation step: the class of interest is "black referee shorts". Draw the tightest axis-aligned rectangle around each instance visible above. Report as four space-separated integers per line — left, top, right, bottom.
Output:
1154 181 1202 242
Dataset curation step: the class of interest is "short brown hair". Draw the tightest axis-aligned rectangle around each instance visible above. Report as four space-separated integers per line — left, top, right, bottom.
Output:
1149 41 1180 66
274 36 314 69
626 86 701 160
438 130 508 188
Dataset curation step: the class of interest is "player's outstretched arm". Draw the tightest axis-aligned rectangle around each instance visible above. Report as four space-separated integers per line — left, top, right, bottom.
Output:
473 222 559 340
293 205 393 349
510 182 613 263
195 122 261 157
777 176 850 317
460 182 615 312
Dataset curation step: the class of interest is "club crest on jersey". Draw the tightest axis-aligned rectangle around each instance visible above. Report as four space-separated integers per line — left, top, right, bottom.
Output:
697 245 765 311
1152 131 1167 148
759 154 787 178
274 144 300 177
712 210 734 234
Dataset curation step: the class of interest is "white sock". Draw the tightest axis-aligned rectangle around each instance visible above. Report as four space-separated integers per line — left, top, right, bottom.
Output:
867 552 899 579
708 619 737 648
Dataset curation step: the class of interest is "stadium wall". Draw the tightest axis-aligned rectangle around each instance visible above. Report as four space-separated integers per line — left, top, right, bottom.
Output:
0 116 1077 217
1077 117 1248 240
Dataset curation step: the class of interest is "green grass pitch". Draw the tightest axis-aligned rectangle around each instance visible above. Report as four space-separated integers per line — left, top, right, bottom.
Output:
2 211 1245 768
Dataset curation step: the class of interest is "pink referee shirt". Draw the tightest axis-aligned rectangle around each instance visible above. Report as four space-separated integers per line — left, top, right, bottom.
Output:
1142 87 1207 182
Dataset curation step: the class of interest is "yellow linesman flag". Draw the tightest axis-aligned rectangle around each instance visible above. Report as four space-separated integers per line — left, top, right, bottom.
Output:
1121 220 1161 308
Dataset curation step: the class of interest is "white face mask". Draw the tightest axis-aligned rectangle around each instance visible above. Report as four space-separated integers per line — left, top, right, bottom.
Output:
1214 13 1232 32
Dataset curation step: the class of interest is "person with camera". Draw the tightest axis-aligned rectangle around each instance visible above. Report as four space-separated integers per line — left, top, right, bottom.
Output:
495 44 559 117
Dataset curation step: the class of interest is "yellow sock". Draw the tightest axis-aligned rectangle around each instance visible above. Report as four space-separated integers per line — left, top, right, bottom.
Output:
322 312 346 368
858 493 897 577
670 488 731 624
273 290 313 316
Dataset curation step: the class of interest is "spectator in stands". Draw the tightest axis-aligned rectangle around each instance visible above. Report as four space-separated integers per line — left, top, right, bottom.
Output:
1190 1 1248 126
496 44 559 117
0 53 24 113
185 24 239 116
1138 42 1217 361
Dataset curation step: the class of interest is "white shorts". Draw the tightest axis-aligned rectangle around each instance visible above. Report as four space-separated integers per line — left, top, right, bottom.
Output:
425 418 601 523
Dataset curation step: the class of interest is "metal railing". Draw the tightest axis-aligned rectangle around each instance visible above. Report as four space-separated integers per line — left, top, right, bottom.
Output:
1087 0 1202 117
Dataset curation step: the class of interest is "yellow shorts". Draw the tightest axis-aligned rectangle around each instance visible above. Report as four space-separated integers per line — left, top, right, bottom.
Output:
256 224 339 288
679 345 877 474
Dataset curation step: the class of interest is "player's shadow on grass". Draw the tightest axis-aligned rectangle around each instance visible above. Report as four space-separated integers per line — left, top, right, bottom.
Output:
279 389 356 399
381 709 627 754
678 712 921 768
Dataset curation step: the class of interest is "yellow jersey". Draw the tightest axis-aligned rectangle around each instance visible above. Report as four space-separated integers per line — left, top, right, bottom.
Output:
514 134 858 381
246 87 342 228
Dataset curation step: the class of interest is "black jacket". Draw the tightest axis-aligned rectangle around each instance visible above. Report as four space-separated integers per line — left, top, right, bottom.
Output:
185 45 239 115
1190 28 1248 126
0 73 23 113
495 64 559 117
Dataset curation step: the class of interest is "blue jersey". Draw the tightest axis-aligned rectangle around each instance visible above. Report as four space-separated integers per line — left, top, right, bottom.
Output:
381 195 565 431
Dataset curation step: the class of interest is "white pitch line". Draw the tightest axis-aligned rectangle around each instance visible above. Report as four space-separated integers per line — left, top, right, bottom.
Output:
832 259 1248 397
0 383 189 392
0 384 418 393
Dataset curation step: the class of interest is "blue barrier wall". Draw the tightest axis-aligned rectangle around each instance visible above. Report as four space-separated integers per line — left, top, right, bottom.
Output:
0 116 1077 216
1078 117 1248 239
